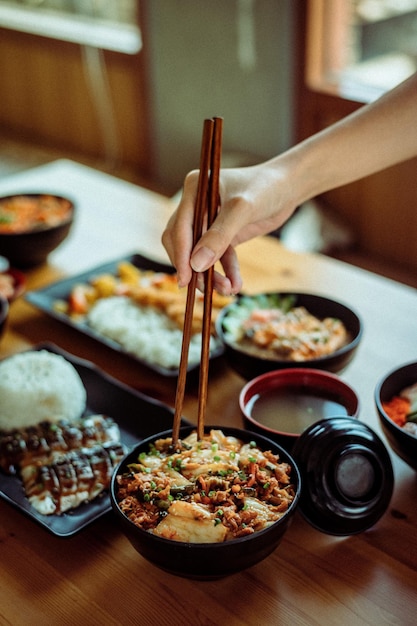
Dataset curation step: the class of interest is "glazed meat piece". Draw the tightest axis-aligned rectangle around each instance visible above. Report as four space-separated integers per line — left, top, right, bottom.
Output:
21 441 126 515
0 415 120 474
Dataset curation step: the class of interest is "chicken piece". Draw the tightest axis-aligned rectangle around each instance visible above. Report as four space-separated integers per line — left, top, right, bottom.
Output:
153 501 227 543
0 415 120 475
21 441 126 515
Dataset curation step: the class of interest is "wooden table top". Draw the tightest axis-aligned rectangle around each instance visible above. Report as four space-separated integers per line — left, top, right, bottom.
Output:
1 160 416 626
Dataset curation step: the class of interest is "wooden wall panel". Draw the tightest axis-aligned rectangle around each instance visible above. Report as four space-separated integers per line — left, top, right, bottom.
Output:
0 27 153 178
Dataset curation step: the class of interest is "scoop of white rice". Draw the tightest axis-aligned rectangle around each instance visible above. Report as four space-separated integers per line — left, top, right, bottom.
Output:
87 296 220 369
0 350 87 431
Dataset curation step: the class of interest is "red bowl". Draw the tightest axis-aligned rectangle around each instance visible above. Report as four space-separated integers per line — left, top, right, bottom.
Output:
0 267 26 301
240 368 360 451
0 295 9 340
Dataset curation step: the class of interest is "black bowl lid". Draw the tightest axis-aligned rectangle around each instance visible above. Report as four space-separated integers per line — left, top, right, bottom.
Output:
292 416 394 536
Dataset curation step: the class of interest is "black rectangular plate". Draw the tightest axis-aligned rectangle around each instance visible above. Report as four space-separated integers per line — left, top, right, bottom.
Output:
25 253 224 377
0 343 189 537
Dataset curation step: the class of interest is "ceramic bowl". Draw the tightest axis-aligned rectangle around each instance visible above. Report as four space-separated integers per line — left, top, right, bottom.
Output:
240 368 359 451
375 361 417 471
0 295 9 340
0 267 26 301
0 193 75 267
215 292 363 379
110 425 301 579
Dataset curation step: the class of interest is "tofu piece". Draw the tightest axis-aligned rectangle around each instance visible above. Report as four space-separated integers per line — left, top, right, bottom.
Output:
153 501 227 543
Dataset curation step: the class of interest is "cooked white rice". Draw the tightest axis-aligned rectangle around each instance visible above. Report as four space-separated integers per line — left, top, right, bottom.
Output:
0 350 87 431
87 296 220 369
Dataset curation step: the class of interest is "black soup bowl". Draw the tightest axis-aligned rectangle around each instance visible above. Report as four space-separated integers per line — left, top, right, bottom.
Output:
0 193 75 267
375 361 417 471
110 425 301 579
215 292 363 380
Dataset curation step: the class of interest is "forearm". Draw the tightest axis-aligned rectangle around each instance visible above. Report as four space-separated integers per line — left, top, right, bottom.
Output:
162 73 417 294
272 72 417 207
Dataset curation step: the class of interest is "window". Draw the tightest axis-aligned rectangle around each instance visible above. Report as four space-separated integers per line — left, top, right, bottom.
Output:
306 0 417 102
0 0 141 53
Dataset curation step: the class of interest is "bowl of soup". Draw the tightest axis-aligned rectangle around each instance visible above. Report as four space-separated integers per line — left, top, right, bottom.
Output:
215 292 363 379
240 368 360 451
0 193 75 267
110 425 301 579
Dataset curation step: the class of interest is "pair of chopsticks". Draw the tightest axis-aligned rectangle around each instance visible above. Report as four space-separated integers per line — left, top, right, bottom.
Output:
172 117 223 446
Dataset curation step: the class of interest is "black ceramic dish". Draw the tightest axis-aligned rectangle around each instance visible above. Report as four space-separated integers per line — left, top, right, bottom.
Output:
216 292 363 379
240 368 359 451
25 253 224 377
292 416 394 535
0 193 75 267
375 361 417 471
110 426 301 580
0 343 189 536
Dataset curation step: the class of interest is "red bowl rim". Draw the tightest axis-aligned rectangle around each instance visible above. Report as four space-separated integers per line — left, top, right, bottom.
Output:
239 367 360 438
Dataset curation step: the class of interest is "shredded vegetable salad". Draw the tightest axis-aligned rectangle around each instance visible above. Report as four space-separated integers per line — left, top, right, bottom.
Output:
115 429 296 543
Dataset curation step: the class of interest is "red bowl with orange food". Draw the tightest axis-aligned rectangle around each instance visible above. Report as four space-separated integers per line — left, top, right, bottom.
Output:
0 193 75 267
375 361 417 471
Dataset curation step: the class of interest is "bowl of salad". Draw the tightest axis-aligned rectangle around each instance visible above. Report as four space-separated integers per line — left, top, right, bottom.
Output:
215 292 363 379
375 361 417 471
0 193 75 267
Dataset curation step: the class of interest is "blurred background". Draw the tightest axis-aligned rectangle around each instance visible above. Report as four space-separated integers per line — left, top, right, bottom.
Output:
0 0 416 283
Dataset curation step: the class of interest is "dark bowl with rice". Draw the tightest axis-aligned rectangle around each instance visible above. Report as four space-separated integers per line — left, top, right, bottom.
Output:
110 425 301 579
0 193 75 267
216 292 363 379
375 361 417 471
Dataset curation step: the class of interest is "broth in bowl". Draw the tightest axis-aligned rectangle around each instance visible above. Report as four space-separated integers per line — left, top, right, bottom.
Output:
240 368 359 451
245 386 349 435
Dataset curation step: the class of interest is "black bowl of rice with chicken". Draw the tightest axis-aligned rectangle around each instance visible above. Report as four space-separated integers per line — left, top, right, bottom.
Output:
110 425 301 579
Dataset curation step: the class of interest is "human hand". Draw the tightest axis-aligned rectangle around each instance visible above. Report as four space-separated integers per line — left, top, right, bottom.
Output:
162 160 297 295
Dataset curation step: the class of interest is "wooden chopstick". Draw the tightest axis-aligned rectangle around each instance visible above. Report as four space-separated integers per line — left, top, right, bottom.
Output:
196 117 223 439
172 118 216 445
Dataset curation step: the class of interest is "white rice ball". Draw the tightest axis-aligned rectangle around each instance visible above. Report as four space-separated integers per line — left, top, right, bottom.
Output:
0 350 87 431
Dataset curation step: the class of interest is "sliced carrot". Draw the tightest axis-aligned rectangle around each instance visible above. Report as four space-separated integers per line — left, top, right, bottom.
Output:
382 396 410 427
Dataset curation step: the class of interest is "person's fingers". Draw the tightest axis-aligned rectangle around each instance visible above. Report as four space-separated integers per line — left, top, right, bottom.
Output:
190 196 252 273
216 245 242 294
161 172 200 287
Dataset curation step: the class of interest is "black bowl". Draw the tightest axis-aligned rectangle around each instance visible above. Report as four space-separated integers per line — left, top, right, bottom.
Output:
375 361 417 471
216 292 363 379
0 194 75 267
240 368 359 452
0 295 9 339
110 425 301 579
